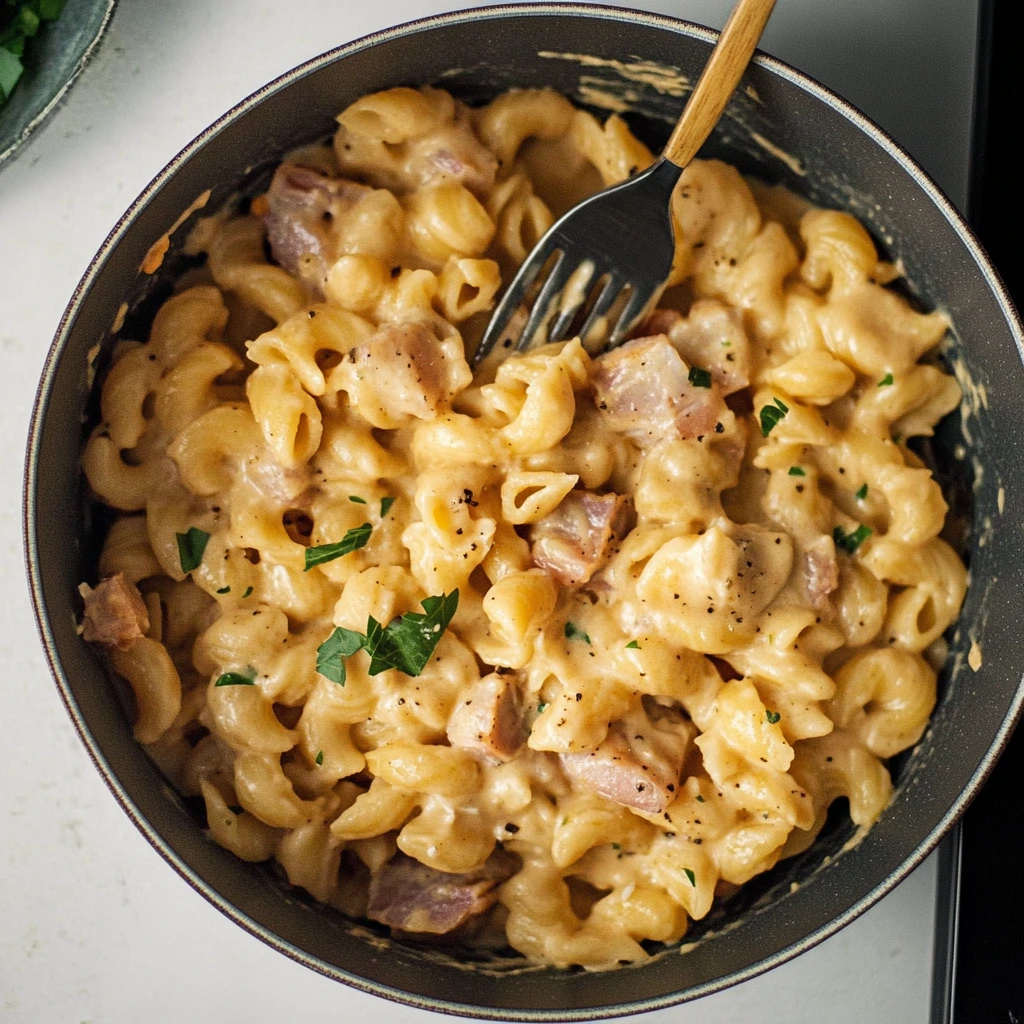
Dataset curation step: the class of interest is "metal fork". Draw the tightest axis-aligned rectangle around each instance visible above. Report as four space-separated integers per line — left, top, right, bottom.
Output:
474 0 776 366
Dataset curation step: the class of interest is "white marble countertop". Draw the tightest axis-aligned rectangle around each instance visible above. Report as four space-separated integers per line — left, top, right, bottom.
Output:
1 1 980 1020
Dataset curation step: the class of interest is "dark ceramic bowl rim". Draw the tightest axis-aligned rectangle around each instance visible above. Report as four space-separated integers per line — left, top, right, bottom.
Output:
24 4 1024 1018
0 0 118 169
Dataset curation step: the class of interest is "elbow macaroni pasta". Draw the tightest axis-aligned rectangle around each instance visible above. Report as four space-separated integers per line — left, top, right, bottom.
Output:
81 84 965 969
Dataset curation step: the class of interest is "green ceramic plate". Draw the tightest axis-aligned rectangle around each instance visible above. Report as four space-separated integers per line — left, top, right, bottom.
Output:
0 0 115 170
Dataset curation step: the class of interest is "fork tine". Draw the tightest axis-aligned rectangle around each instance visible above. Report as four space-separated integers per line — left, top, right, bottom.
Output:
473 243 553 366
516 251 573 352
577 273 624 346
608 284 658 348
548 261 598 342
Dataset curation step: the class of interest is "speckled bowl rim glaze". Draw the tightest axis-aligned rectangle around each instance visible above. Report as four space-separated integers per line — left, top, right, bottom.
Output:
24 4 1024 1019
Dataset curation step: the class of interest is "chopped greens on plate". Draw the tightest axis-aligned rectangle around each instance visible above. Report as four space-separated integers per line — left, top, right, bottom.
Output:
1 2 65 106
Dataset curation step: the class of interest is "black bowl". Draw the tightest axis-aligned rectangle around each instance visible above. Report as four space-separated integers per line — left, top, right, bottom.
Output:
24 4 1024 1019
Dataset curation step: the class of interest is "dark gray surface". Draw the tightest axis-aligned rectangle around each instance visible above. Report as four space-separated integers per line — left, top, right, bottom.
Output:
589 0 979 212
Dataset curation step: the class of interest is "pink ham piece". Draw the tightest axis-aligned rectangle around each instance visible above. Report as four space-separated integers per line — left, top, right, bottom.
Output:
417 117 498 195
263 162 372 288
366 852 517 935
447 673 525 763
592 335 725 443
350 321 448 419
79 573 150 649
560 704 694 815
530 491 634 587
804 535 839 611
664 300 750 396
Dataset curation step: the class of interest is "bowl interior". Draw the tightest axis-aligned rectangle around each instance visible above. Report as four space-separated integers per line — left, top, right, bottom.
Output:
25 6 1024 1019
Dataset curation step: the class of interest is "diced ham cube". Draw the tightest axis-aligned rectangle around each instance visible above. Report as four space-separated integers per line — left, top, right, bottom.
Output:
416 118 498 195
592 335 725 443
447 673 525 763
664 300 750 396
366 851 517 935
350 321 447 419
79 573 150 649
263 162 372 289
560 703 694 815
530 491 634 587
804 535 839 611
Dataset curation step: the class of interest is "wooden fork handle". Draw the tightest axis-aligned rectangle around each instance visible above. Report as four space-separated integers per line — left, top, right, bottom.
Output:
662 0 776 169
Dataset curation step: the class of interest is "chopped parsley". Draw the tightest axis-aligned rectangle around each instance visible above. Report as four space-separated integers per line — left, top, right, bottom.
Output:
688 366 713 389
683 868 696 886
242 586 253 598
315 626 368 685
833 523 872 554
878 373 894 387
315 750 324 766
0 2 65 107
176 527 210 574
855 483 868 501
788 466 806 477
349 495 367 504
214 666 257 687
304 523 372 570
537 702 548 714
611 843 622 851
696 795 705 803
625 640 641 650
380 496 396 518
759 397 789 437
765 709 781 724
216 586 231 594
564 621 592 644
316 590 460 682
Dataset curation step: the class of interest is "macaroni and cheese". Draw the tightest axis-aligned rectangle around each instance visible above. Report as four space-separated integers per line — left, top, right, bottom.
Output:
80 85 966 968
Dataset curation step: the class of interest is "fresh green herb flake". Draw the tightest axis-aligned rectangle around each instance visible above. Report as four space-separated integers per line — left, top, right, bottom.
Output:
315 750 324 766
0 49 23 99
625 640 641 650
759 398 789 437
855 483 868 501
380 496 396 518
315 627 368 685
611 843 622 851
537 702 548 714
765 709 781 724
214 666 257 687
878 373 894 387
696 795 705 803
17 7 39 35
788 466 806 477
688 366 713 389
833 523 873 554
1 1 65 103
242 586 253 598
721 340 732 347
216 586 231 594
304 523 372 570
176 527 210 574
365 590 460 676
348 495 367 504
564 621 592 644
684 868 696 886
892 431 902 445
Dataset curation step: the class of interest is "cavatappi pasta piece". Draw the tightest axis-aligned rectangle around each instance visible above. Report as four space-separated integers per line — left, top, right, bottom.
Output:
81 84 967 969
